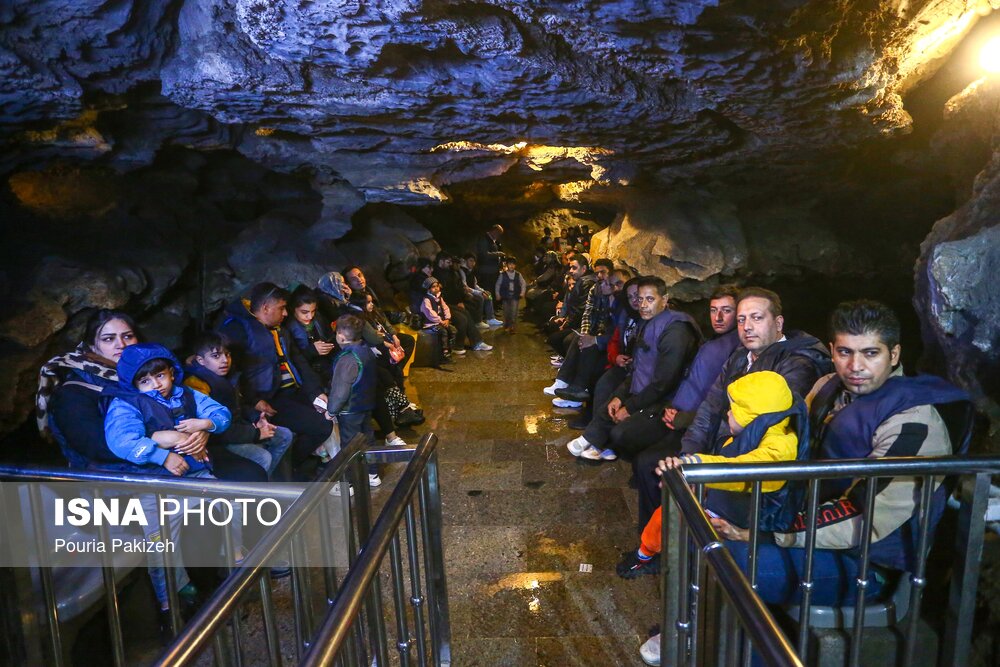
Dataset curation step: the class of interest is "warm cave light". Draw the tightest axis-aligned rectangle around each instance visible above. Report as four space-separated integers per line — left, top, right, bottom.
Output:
980 36 1000 73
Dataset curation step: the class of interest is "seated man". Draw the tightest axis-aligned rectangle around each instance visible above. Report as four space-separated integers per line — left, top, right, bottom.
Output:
219 283 332 466
566 276 701 462
630 285 740 524
635 287 833 528
702 299 971 600
547 253 596 358
549 265 630 405
638 300 973 666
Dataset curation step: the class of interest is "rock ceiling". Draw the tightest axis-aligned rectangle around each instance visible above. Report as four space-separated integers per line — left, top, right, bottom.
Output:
3 0 999 203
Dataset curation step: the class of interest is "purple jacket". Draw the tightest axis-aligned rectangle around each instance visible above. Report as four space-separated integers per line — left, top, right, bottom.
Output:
671 330 741 412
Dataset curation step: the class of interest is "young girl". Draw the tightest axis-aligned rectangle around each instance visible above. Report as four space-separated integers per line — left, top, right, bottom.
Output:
286 287 335 384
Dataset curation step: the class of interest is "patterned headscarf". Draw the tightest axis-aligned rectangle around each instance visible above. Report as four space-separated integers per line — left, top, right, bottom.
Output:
36 343 118 440
317 271 349 304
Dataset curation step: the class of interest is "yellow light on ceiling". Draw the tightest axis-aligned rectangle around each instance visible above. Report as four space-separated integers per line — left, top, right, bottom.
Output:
980 36 1000 73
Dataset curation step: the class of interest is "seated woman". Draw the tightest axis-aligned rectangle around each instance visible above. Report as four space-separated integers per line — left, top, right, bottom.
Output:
37 309 266 482
285 286 336 384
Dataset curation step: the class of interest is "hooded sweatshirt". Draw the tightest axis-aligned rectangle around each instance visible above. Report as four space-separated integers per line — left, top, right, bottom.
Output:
684 370 799 493
104 343 230 467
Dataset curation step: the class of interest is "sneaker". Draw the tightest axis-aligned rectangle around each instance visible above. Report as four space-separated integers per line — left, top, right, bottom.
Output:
550 354 562 361
472 342 493 351
550 358 563 367
476 322 490 330
552 397 583 409
599 448 617 461
385 435 408 447
486 318 504 327
369 473 382 487
579 445 604 461
566 435 592 456
395 407 424 427
616 551 660 579
639 634 661 666
555 386 590 402
453 349 466 356
544 379 569 396
330 482 354 497
568 414 589 430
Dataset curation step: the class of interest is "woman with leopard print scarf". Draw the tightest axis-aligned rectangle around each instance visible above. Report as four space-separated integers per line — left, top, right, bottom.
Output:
36 309 140 467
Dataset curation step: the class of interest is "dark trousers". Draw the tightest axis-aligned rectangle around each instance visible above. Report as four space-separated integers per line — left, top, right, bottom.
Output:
337 412 377 475
634 429 684 529
451 308 482 347
557 339 605 389
464 293 485 323
208 445 269 482
396 332 416 371
547 328 576 356
583 397 672 459
270 388 333 464
593 365 627 406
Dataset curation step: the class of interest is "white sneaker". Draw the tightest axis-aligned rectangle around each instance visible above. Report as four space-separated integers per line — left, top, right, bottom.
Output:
476 322 490 330
472 342 493 351
385 435 408 447
486 318 504 327
550 358 563 367
600 448 618 461
544 379 569 396
639 634 660 666
453 349 466 355
579 445 604 460
566 435 592 457
369 473 382 488
552 397 583 408
330 482 354 497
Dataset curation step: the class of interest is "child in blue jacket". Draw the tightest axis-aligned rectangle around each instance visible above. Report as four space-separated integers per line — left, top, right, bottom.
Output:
103 343 243 632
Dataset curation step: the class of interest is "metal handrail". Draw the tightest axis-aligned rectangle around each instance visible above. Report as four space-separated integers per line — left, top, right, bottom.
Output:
661 454 1000 667
678 454 1000 483
661 468 803 667
0 463 309 500
154 433 372 666
300 432 441 666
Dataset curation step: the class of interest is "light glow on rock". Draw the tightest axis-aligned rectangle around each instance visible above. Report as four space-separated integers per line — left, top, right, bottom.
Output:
980 35 1000 72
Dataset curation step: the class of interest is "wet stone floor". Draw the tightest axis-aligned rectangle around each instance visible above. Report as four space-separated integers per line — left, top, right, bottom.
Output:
402 321 659 666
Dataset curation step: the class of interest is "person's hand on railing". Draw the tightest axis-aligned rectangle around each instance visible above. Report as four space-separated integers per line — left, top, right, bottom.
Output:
709 516 750 542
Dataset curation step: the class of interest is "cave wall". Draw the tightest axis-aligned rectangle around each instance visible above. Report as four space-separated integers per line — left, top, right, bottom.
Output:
1 0 1000 446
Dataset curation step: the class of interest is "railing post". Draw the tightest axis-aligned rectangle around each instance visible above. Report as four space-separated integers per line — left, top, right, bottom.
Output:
661 478 683 665
419 450 451 666
942 472 991 665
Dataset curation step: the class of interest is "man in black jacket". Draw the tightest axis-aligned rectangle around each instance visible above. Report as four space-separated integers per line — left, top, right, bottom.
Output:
475 224 505 292
547 254 596 357
634 287 833 528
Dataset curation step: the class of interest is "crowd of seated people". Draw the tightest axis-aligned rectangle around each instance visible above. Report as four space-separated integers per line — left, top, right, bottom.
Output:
33 255 501 641
522 231 974 667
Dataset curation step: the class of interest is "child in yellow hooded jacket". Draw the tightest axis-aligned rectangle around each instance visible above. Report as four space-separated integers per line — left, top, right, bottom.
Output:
618 371 805 578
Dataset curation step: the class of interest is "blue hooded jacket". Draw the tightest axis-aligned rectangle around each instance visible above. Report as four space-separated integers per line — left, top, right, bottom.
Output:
103 343 230 469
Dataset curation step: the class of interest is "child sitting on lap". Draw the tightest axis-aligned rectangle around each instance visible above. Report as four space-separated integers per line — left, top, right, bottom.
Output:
103 343 244 632
617 371 807 578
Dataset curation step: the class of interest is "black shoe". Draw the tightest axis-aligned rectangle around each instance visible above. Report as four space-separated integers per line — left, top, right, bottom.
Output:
568 415 589 430
616 550 660 579
395 407 424 427
555 386 590 402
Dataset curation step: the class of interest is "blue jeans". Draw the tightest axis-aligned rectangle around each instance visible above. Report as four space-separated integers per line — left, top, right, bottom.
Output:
226 426 293 477
140 469 244 606
726 541 886 606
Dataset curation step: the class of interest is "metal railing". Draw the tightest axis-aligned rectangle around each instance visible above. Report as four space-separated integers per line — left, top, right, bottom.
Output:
660 455 1000 667
0 431 451 667
0 461 310 667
